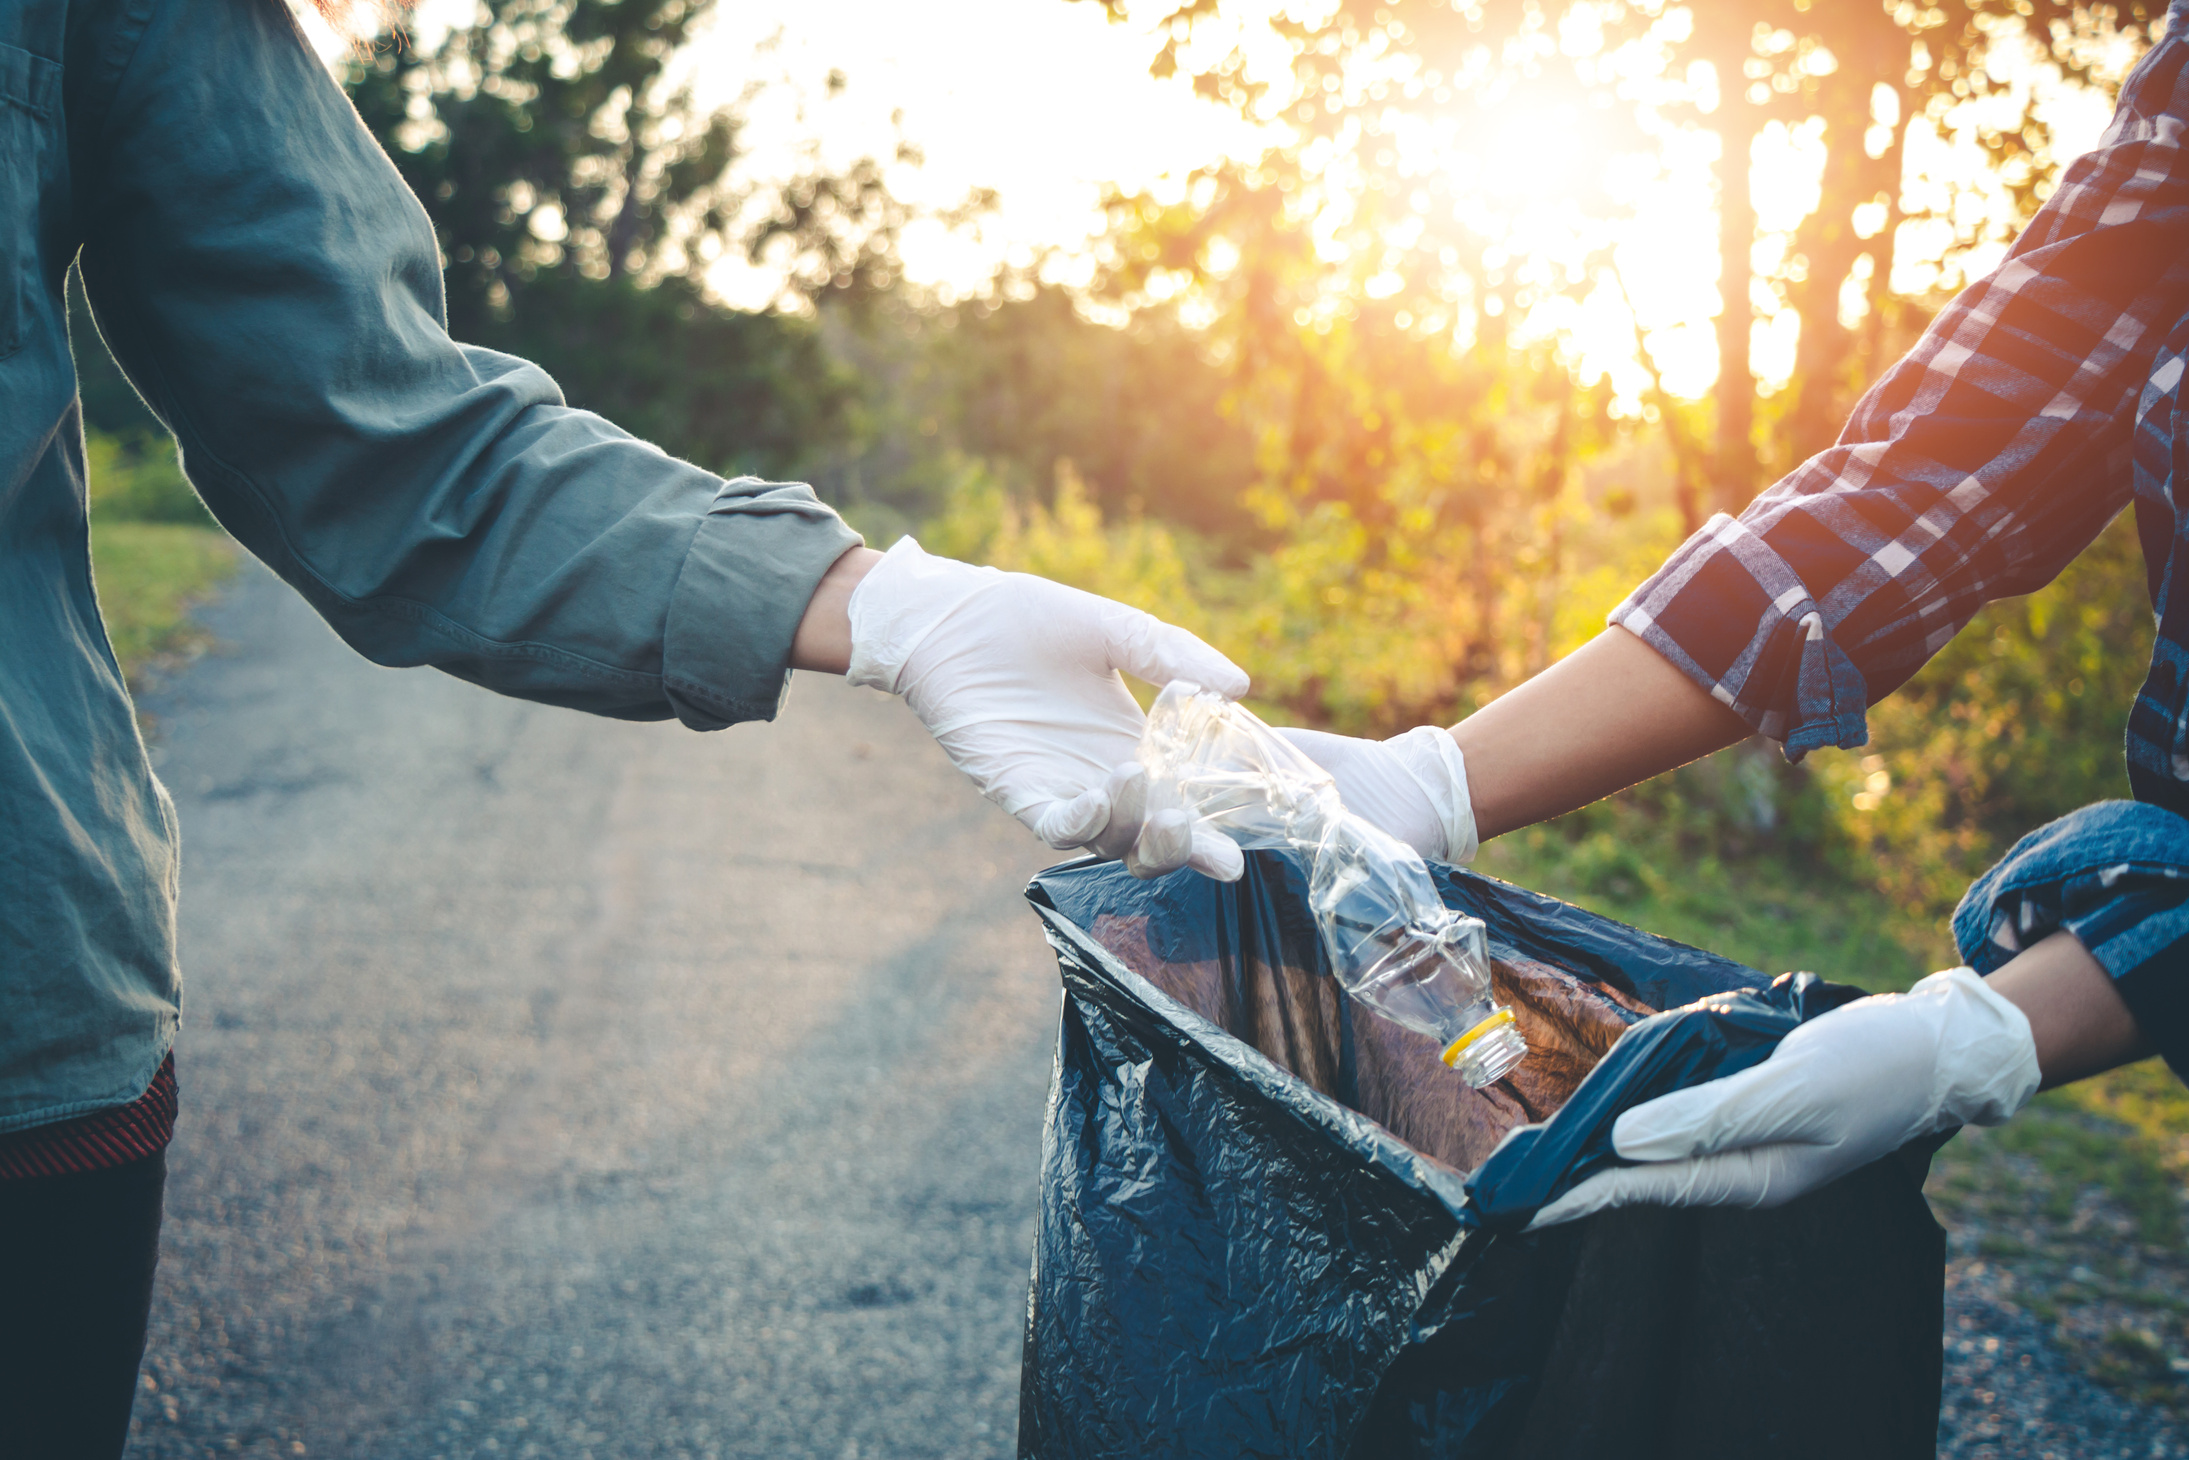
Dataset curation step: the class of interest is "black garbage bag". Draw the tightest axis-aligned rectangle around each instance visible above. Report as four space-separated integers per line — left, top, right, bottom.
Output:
1020 852 1946 1460
1463 971 1867 1233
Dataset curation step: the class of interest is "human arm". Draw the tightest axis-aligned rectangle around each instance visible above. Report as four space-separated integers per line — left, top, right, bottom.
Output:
69 0 1244 870
1284 23 2189 852
72 0 858 729
1525 932 2147 1227
1989 931 2153 1087
1448 626 1751 840
1274 626 1749 860
787 547 883 674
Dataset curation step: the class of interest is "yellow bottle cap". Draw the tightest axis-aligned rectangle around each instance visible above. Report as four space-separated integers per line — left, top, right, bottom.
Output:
1441 1006 1516 1068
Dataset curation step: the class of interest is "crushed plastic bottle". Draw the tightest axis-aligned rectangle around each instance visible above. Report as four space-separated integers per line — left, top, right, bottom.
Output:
1123 682 1527 1087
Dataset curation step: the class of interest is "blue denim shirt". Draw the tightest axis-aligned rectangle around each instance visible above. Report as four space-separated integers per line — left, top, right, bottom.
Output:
0 0 861 1130
1957 802 2189 1078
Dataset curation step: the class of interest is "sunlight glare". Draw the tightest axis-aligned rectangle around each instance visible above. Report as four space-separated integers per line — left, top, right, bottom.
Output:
1466 95 1607 208
347 0 2158 410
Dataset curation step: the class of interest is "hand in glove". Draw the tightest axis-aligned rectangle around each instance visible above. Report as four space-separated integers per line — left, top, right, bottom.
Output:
846 537 1249 879
1273 726 1478 864
1528 967 2041 1228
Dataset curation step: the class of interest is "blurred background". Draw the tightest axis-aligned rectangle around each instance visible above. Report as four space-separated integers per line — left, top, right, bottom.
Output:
83 0 2187 1440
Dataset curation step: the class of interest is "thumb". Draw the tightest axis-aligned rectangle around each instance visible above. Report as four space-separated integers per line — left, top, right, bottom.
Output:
1185 825 1245 882
1526 1145 1802 1229
1101 605 1249 700
1610 1057 1830 1162
1525 1165 1667 1229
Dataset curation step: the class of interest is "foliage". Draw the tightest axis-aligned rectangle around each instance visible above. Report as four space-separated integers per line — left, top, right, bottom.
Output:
69 271 164 444
75 324 237 677
925 457 1217 638
809 285 1259 539
86 520 237 677
1080 0 2160 505
82 428 211 528
1481 810 1941 981
1814 511 2153 926
344 0 913 479
448 268 853 480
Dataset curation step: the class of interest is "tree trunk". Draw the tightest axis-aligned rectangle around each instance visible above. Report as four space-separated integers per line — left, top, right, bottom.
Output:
1714 86 1760 515
1784 77 1882 463
1784 3 1910 464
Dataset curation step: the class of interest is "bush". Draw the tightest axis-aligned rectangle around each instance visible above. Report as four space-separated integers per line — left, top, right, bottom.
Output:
84 429 213 527
1812 513 2152 928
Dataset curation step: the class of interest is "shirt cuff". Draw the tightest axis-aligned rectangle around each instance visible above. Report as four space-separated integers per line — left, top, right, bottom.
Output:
1951 800 2189 1081
1608 512 1872 759
660 477 864 730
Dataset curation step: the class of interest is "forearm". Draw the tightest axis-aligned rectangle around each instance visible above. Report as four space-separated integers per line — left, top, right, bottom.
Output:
1986 931 2152 1088
83 0 872 728
788 546 883 674
1448 627 1752 840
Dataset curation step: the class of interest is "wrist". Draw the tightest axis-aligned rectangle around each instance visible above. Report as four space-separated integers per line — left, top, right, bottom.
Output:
788 544 884 676
1387 726 1477 864
841 536 1007 693
1980 930 2151 1088
1915 966 2042 1130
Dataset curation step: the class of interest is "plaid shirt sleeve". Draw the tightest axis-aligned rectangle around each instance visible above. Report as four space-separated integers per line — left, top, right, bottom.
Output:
1612 19 2189 757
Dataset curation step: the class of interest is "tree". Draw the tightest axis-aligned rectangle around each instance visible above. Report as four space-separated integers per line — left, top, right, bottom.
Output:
1677 0 2160 480
1079 0 2160 509
810 283 1259 536
345 0 921 478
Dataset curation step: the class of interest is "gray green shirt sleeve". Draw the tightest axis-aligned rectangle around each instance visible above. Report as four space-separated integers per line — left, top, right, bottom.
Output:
0 0 861 1133
73 0 862 728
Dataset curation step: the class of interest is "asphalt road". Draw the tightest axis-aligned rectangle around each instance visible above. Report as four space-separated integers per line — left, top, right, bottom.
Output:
114 561 2189 1460
125 562 1062 1460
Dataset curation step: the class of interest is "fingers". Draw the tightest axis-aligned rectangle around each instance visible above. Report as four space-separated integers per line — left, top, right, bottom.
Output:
1073 759 1244 880
1102 607 1250 700
1036 763 1244 881
1525 1168 1645 1229
1124 808 1195 878
1609 1054 1834 1161
1524 1144 1815 1229
1125 818 1243 881
1078 762 1149 862
1184 825 1244 882
1027 785 1113 851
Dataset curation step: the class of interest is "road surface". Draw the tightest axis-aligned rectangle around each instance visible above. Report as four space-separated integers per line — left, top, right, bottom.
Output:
117 562 2188 1460
125 562 1062 1459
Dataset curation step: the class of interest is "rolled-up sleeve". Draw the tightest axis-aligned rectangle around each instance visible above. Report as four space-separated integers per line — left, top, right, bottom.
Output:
1954 800 2189 1080
69 0 858 727
1612 20 2189 757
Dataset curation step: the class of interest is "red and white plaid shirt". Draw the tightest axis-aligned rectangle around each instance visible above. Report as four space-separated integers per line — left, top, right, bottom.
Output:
1613 7 2189 767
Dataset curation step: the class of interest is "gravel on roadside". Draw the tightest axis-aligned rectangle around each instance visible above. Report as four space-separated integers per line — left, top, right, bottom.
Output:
1941 1260 2187 1460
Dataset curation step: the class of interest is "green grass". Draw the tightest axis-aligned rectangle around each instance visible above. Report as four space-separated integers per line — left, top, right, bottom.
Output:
79 424 238 680
88 519 238 677
1479 821 1952 989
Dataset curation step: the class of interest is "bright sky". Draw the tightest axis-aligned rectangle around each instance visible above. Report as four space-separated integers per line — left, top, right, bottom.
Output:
679 0 1260 307
329 0 2137 403
673 0 2126 397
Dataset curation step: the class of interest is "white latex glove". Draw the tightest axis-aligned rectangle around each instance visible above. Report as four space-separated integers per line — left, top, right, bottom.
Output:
1528 967 2041 1228
1273 726 1478 864
847 537 1249 879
